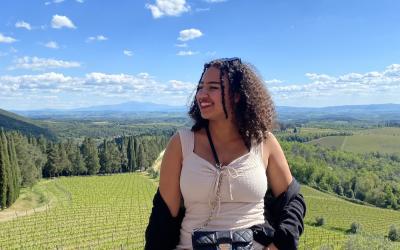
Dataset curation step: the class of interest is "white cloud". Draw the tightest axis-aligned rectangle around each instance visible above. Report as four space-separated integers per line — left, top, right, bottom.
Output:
0 33 17 43
270 64 400 103
264 79 283 85
123 50 133 56
86 35 108 42
146 0 190 18
177 50 199 56
0 71 197 108
44 41 59 49
51 15 76 29
178 28 203 41
195 8 210 12
76 0 84 3
168 80 196 91
15 21 32 30
9 56 81 71
175 43 188 47
53 0 65 3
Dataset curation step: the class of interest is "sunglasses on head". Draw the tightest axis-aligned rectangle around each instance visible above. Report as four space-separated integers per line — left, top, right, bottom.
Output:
219 57 241 63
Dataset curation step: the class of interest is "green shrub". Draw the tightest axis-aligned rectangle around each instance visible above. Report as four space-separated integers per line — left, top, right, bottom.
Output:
315 216 325 226
350 222 362 234
388 225 399 242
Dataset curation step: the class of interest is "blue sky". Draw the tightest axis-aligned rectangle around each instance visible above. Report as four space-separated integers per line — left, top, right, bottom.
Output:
0 0 400 110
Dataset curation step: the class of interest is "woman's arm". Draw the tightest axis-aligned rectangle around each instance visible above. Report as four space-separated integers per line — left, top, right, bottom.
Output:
159 133 183 217
263 133 292 197
145 133 184 250
261 133 306 250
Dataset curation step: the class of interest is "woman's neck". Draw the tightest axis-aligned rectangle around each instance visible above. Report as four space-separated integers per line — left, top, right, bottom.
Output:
207 119 241 143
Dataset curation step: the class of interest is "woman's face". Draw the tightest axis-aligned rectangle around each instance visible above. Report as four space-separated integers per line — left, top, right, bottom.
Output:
196 66 234 120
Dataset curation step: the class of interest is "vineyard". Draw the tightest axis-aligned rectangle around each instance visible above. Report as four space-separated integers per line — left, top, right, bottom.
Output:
1 173 399 249
308 127 400 154
0 174 156 249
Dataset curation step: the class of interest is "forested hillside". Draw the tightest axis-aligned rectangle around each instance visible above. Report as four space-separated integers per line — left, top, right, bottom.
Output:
0 109 55 140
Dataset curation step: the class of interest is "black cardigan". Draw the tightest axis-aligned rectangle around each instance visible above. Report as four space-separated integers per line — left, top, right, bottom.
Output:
145 178 306 250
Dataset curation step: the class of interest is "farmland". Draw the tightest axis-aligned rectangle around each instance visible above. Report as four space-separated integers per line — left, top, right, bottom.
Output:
308 127 400 154
1 173 399 249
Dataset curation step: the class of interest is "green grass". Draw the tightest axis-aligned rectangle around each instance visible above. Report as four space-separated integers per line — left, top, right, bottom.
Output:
308 127 400 154
301 185 400 249
0 173 156 249
1 174 399 249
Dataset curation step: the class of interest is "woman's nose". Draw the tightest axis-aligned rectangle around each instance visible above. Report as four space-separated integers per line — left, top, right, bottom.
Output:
196 88 209 97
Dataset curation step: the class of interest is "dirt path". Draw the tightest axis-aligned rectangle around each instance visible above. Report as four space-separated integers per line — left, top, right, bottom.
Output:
340 136 348 151
0 181 58 223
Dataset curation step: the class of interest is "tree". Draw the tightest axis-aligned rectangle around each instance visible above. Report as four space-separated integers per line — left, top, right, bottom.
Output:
81 138 100 175
127 137 136 172
108 140 121 173
99 139 111 174
58 143 71 176
43 144 60 177
350 222 362 234
71 146 86 175
0 131 9 209
6 135 20 204
388 225 400 242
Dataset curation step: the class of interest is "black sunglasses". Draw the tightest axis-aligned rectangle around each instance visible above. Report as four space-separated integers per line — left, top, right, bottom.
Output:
219 57 241 63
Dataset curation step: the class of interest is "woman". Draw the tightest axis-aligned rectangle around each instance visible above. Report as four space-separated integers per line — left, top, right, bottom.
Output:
145 58 306 250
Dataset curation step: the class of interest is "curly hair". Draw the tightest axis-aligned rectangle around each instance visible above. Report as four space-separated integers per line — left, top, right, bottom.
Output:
188 58 276 149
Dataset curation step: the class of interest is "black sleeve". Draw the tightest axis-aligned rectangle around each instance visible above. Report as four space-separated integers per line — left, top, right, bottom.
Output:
145 189 185 250
253 178 306 250
270 193 306 250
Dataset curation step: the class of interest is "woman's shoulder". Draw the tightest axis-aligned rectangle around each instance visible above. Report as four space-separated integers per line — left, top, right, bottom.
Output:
261 131 280 157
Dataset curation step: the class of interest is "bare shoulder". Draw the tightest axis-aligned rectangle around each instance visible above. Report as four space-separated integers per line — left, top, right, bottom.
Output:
159 132 183 217
262 132 293 197
262 132 280 157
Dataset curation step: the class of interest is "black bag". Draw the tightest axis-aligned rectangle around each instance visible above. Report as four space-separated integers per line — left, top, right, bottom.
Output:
192 229 254 250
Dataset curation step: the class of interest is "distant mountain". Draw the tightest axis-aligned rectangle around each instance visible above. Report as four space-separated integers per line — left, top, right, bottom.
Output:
13 101 187 120
72 101 186 112
11 102 400 122
276 103 400 122
0 109 56 139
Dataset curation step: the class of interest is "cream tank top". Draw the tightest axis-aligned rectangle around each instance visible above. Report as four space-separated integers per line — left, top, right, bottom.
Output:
176 128 268 250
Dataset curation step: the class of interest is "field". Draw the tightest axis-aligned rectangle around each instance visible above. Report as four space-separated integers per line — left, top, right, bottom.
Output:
308 127 400 154
1 174 399 249
0 174 156 249
301 186 400 249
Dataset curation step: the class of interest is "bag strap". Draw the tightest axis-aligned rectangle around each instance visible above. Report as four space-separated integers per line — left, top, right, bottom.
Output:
194 123 224 231
205 124 221 167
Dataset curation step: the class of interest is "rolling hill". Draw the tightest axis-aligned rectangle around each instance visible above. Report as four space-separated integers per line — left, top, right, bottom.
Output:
0 108 56 139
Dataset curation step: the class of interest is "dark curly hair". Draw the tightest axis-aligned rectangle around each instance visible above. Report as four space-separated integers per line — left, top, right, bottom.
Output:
188 58 276 149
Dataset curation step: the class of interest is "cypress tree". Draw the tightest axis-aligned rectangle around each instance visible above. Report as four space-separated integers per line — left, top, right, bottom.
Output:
99 139 109 174
127 137 133 172
134 137 140 171
108 140 121 173
7 135 20 204
0 130 10 209
119 139 128 172
81 138 100 175
43 144 60 177
0 132 7 209
58 143 71 176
